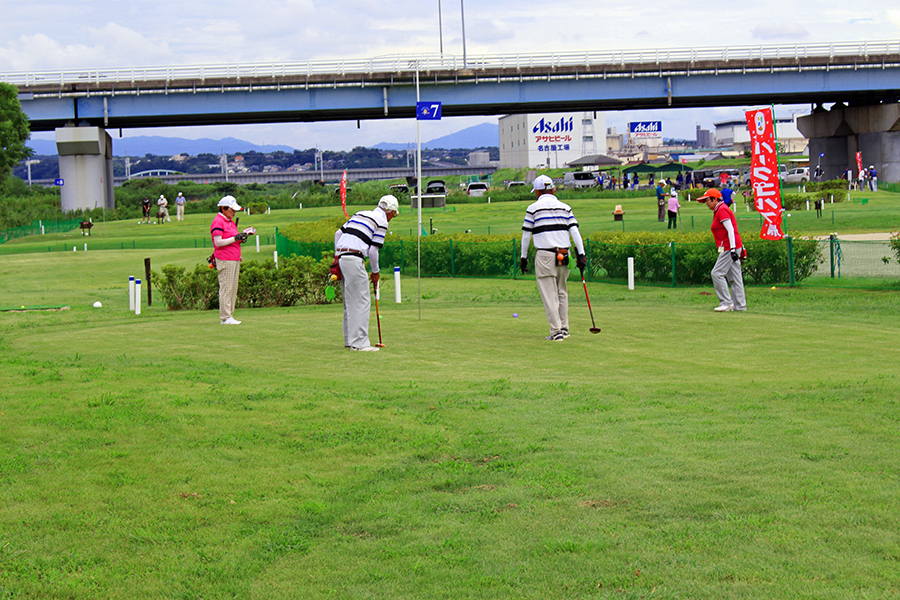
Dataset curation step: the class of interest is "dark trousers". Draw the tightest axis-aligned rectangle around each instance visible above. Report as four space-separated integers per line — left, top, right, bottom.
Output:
667 210 678 229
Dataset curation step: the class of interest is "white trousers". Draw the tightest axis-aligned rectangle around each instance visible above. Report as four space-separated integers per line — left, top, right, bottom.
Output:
340 255 371 349
711 251 746 310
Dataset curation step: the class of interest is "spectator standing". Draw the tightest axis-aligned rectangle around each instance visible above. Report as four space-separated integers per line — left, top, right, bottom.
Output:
175 192 187 221
656 181 666 222
334 195 398 351
667 190 681 229
697 189 746 312
685 171 693 189
721 185 734 207
211 195 252 325
520 175 586 341
157 195 170 222
141 197 151 224
869 165 878 191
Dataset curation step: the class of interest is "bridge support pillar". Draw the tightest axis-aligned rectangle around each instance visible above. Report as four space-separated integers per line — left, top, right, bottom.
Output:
55 126 115 212
797 103 900 183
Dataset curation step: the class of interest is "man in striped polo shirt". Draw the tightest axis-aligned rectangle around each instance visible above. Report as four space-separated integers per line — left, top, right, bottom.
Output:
520 175 586 341
333 195 398 351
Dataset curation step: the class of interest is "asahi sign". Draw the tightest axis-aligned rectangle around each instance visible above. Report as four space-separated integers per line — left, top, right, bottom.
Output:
629 121 662 139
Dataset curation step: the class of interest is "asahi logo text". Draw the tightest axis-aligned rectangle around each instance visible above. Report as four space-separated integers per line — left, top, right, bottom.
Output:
533 117 573 134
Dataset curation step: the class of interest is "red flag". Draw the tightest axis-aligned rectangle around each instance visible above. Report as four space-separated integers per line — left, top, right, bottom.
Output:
340 170 348 218
856 151 863 177
746 108 785 240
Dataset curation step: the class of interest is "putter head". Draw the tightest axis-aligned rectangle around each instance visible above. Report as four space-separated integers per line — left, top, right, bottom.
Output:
589 327 602 334
375 343 386 348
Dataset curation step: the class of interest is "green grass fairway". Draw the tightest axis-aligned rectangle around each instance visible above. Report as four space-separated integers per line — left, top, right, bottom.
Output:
1 247 899 599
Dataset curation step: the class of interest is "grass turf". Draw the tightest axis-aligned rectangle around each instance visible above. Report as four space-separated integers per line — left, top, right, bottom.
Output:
1 244 899 599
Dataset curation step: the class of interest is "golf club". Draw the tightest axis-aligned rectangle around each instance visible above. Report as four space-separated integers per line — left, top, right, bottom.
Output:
581 271 601 333
373 281 386 347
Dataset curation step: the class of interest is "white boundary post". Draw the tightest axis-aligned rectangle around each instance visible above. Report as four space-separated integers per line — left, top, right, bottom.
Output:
135 279 142 315
129 276 135 311
394 266 401 303
627 257 635 290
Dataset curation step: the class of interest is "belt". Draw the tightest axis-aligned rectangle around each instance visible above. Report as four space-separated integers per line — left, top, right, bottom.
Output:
537 248 568 253
336 248 365 259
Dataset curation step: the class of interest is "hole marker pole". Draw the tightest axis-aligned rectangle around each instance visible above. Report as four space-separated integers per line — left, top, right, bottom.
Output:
129 276 135 311
135 279 142 315
256 236 260 253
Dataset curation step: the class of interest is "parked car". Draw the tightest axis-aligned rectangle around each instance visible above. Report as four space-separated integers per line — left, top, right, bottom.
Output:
712 168 740 187
784 167 810 184
563 171 597 189
466 182 489 197
506 181 526 189
424 180 447 194
389 184 410 194
742 164 788 185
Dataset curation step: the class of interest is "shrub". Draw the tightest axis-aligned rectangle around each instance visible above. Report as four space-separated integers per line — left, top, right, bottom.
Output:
151 256 339 311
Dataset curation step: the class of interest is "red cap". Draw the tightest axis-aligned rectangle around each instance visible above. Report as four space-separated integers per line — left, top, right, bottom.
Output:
697 188 722 201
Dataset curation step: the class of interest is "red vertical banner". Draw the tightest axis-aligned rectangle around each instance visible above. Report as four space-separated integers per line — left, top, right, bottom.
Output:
856 151 863 176
340 170 348 218
746 108 785 240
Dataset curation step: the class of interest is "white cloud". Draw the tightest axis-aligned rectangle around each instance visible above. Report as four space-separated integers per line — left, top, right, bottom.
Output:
750 22 810 41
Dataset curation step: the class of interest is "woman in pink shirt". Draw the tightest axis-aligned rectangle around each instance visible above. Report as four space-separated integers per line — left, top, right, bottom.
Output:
667 190 681 229
210 195 250 325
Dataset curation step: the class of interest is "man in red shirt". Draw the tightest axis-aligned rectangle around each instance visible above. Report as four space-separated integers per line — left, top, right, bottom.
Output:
697 188 746 312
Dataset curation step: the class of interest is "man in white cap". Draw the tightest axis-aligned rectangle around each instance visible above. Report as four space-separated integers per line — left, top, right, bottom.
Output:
175 192 186 221
211 195 253 324
333 195 398 351
520 175 586 341
157 194 170 222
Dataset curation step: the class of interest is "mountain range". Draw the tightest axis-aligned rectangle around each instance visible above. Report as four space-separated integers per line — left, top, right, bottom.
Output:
26 123 499 157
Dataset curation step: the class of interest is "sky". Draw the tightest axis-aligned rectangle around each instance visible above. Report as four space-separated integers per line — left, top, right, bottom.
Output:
4 0 899 151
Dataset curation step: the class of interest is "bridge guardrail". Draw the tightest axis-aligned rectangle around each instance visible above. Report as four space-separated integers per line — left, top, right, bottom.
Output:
4 40 900 89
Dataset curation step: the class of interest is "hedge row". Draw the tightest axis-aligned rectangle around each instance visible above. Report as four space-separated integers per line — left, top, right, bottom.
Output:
151 255 339 311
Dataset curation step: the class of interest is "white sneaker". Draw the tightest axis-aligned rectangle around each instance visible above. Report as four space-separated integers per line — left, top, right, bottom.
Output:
350 346 379 352
713 305 734 312
221 317 242 325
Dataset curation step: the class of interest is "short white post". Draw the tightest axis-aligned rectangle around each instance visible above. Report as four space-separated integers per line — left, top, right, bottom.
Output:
627 257 635 290
830 194 834 203
806 199 810 211
41 225 45 235
394 266 401 303
73 246 76 252
129 276 135 311
135 279 142 315
256 235 260 253
273 251 278 268
298 203 302 210
84 243 87 251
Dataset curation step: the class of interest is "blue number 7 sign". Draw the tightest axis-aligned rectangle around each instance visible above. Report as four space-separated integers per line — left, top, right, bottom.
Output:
416 102 442 120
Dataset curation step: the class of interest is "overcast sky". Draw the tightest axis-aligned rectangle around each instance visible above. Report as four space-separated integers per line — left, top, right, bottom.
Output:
4 1 899 151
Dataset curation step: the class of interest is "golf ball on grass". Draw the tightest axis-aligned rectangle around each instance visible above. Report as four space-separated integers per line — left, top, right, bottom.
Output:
92 301 102 308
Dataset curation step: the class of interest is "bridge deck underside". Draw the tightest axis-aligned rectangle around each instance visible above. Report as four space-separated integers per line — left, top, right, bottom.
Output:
19 54 900 131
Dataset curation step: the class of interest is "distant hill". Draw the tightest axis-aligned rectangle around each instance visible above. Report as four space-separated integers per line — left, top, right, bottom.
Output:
25 122 499 157
26 136 295 157
374 123 499 151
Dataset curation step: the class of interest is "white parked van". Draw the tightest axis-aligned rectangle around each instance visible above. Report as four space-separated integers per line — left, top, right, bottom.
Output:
563 171 597 189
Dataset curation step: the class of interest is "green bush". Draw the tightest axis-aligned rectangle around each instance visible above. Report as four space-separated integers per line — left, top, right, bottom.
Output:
890 233 900 265
151 255 338 311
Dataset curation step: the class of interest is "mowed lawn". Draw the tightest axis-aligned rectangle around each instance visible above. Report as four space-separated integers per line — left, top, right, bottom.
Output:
1 239 899 598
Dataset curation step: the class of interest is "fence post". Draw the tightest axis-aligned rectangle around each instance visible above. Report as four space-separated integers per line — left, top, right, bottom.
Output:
787 236 796 286
670 241 677 287
400 240 404 274
829 234 836 278
586 239 591 282
450 239 455 277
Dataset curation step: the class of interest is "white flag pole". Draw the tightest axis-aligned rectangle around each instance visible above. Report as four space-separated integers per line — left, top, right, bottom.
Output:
416 67 422 321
